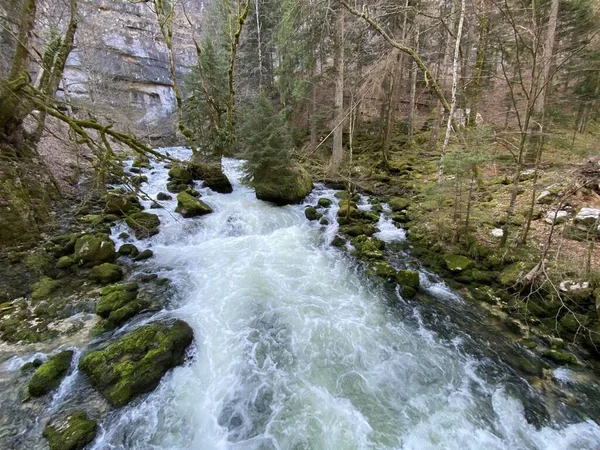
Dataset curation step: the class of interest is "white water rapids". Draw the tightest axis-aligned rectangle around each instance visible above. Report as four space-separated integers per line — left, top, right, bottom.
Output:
84 149 600 450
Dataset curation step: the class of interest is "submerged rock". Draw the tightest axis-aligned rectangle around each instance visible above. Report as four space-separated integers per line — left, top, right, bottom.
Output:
175 192 213 218
73 234 116 267
78 320 194 407
126 212 160 238
188 161 233 194
29 350 73 397
253 167 313 205
43 411 97 450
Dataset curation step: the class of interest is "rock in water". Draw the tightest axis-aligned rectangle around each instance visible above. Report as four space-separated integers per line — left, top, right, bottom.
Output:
125 212 160 238
253 167 313 205
29 350 73 397
78 320 194 407
175 192 213 218
73 234 116 267
188 161 233 194
43 411 97 450
95 282 146 329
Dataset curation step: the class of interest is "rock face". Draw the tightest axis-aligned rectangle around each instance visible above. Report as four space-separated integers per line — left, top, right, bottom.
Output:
79 320 194 407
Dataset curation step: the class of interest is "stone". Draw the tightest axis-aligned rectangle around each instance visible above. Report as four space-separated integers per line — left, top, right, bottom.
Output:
156 192 172 201
126 212 160 238
545 210 569 225
176 192 213 218
254 167 313 205
78 320 194 407
536 190 556 204
491 228 504 238
541 349 579 366
330 236 345 247
388 197 410 212
73 234 117 267
134 249 154 261
351 235 385 260
184 187 200 197
31 277 60 300
118 243 140 257
340 224 377 237
21 358 43 372
188 162 233 194
132 155 151 168
168 166 192 184
337 202 360 219
105 194 138 216
334 191 360 202
96 283 146 329
519 169 536 181
319 217 329 226
304 207 322 221
43 411 97 450
91 263 123 284
443 254 474 272
29 350 73 397
318 198 332 208
396 269 420 290
574 208 600 226
498 262 534 287
167 181 188 193
132 175 148 187
374 262 396 279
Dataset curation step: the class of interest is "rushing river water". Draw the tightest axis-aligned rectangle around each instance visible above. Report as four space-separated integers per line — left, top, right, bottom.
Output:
3 149 600 449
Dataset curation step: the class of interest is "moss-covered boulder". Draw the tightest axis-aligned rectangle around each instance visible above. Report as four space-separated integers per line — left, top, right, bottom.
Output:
374 262 396 279
105 194 139 216
351 235 385 260
43 411 97 450
443 254 474 272
73 234 116 267
168 166 192 184
134 249 154 261
166 181 189 193
118 243 139 257
188 162 233 194
389 197 410 212
337 202 360 219
334 191 360 202
96 282 146 329
254 167 313 205
132 155 151 169
304 206 322 221
396 269 420 291
31 277 60 300
56 256 75 269
498 261 535 287
91 263 123 284
29 350 73 397
541 349 579 365
156 192 172 201
339 223 377 237
78 320 194 407
126 212 160 239
175 192 213 218
318 198 332 208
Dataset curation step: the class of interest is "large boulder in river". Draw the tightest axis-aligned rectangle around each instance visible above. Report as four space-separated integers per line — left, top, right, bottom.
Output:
29 350 73 397
126 212 160 238
253 167 313 205
73 234 116 267
187 161 233 193
78 320 194 407
168 166 192 184
43 411 97 450
175 192 213 218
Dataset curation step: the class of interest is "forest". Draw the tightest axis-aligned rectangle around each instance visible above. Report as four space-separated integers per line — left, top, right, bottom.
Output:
1 0 600 449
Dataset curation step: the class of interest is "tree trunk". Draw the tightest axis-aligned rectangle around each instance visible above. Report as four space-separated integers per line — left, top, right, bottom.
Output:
468 0 489 127
330 5 345 174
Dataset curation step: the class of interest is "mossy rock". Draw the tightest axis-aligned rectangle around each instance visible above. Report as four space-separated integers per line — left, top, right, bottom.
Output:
498 261 535 287
304 206 322 221
31 277 60 300
389 197 410 212
78 320 194 407
132 175 148 187
331 236 345 247
184 187 200 197
337 203 360 219
91 263 123 284
21 358 43 372
134 249 154 261
187 162 233 194
29 350 73 397
334 191 360 202
166 181 188 194
443 254 474 272
541 349 579 366
318 198 332 208
400 286 417 299
168 166 192 184
43 411 97 450
254 166 313 205
73 234 116 267
175 192 213 218
351 235 385 260
156 192 172 201
339 223 377 237
396 269 420 290
105 194 138 216
374 262 396 279
132 155 151 169
319 217 329 226
96 282 146 329
118 243 139 257
126 212 160 239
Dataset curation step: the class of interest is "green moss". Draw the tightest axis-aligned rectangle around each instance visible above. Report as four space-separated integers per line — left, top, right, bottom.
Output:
78 320 194 407
187 162 233 194
118 244 139 257
541 349 579 366
389 197 410 212
25 250 55 276
304 206 322 221
168 166 192 184
132 155 151 168
31 277 60 300
126 212 160 239
175 192 213 218
339 223 377 237
373 262 396 279
443 254 474 272
43 411 97 450
73 234 116 267
351 235 385 260
334 191 360 202
96 283 145 329
337 203 360 219
105 193 138 216
167 181 188 193
498 262 534 287
396 269 420 290
254 166 313 205
318 198 332 208
91 263 123 284
29 350 73 397
134 249 154 261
